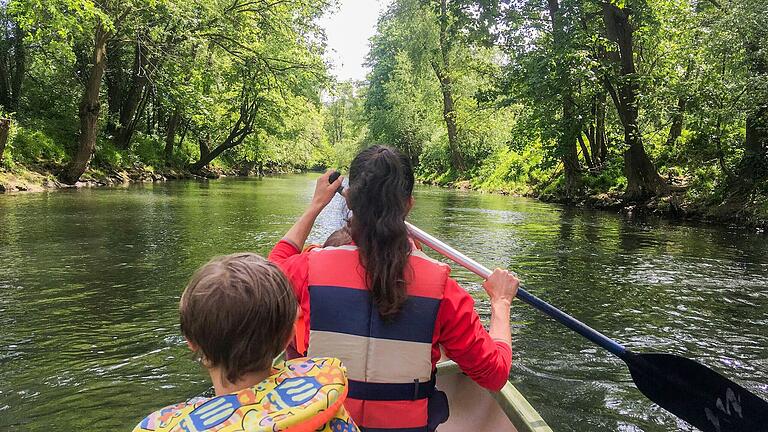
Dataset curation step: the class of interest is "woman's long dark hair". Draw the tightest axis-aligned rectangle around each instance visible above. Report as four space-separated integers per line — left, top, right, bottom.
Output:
348 145 415 318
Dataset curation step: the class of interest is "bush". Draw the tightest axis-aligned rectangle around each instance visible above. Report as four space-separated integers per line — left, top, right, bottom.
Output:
416 138 455 184
685 163 723 203
581 158 626 194
474 142 548 194
8 127 67 165
132 133 165 167
91 139 125 168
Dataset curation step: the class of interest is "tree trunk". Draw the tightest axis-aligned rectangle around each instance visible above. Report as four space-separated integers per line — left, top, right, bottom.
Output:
178 118 190 147
596 91 608 164
578 135 593 168
199 134 210 162
9 23 24 112
434 68 464 172
602 3 667 200
433 0 465 173
585 91 607 166
104 39 124 135
722 100 768 208
0 26 9 108
739 105 768 183
548 0 580 197
61 24 109 185
665 96 687 148
192 135 240 171
0 118 10 164
164 108 181 163
114 42 148 149
562 95 580 193
666 63 692 148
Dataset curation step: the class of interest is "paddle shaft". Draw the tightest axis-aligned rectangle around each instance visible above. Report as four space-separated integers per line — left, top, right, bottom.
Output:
405 222 768 432
328 172 768 431
328 171 626 357
405 222 628 358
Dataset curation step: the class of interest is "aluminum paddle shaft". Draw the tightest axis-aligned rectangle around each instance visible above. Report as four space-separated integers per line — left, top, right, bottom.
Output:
405 221 628 357
327 172 768 431
405 221 768 432
330 170 626 356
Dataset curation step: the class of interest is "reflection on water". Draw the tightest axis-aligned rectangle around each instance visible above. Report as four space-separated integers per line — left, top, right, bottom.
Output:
1 175 766 431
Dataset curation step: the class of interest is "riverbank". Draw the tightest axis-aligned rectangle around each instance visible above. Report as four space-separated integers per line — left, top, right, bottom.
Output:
4 163 765 230
0 165 217 193
423 177 768 230
0 163 303 194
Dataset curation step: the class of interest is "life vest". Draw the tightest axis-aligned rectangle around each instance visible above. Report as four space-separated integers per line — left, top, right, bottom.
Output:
306 245 449 432
133 357 358 432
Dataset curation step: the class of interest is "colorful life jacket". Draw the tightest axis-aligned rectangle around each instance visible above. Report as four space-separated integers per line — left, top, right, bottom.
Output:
306 245 449 432
133 357 358 432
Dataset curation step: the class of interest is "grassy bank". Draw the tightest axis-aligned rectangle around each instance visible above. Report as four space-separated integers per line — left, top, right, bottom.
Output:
0 121 322 193
416 146 768 230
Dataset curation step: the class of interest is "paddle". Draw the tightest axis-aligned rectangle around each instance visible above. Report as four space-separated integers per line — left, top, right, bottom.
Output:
404 221 768 432
327 171 768 431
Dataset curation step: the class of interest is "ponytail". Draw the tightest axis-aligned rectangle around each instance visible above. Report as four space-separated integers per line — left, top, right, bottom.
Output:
348 145 415 318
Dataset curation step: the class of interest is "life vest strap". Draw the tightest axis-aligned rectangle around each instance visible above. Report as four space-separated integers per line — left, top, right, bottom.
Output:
348 375 436 401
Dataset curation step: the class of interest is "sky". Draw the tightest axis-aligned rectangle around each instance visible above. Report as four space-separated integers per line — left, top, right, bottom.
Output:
318 0 392 82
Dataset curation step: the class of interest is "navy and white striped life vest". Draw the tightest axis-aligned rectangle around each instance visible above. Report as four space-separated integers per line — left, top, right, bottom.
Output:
306 245 449 432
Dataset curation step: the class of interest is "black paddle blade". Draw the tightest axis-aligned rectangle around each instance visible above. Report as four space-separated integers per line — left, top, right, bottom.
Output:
624 352 768 432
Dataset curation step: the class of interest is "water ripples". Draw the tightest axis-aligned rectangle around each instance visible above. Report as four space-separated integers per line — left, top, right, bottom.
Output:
1 176 767 431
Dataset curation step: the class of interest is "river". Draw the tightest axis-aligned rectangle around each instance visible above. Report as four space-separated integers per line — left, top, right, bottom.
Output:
1 174 767 431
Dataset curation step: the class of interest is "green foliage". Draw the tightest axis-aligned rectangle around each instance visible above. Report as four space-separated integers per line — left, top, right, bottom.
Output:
359 0 768 212
2 0 333 178
581 160 627 194
474 144 548 195
416 140 454 183
8 127 67 165
131 134 165 168
2 0 767 221
91 140 124 168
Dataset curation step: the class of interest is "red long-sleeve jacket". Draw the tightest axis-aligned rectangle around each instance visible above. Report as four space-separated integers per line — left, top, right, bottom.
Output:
269 239 512 391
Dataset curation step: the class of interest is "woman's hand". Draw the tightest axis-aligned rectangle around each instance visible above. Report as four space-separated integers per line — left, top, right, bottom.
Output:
280 171 344 251
311 170 344 212
482 268 519 307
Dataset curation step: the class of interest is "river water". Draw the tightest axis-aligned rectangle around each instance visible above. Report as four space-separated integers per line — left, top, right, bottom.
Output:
1 174 766 431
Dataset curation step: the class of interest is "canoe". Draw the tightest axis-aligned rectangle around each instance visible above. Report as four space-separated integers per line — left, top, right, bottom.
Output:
435 360 553 432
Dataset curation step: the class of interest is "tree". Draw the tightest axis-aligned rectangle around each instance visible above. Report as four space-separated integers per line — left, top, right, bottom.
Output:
366 0 506 175
186 0 328 170
63 19 110 184
547 0 580 197
713 0 768 212
430 0 465 172
601 1 668 200
0 2 26 112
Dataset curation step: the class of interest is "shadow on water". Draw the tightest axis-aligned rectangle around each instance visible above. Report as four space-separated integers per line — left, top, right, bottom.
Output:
1 175 766 431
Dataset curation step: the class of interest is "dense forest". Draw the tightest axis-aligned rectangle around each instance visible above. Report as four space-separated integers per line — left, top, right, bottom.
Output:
0 0 767 223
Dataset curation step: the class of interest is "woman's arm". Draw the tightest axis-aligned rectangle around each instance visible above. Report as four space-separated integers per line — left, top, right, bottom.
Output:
269 171 343 357
437 271 519 391
281 171 344 250
484 269 518 348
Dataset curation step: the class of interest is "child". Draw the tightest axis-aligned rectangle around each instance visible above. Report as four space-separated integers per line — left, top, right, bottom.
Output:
322 226 352 248
133 253 357 432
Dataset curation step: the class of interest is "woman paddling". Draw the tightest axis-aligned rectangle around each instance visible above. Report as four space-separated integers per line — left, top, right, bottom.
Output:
270 145 519 431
